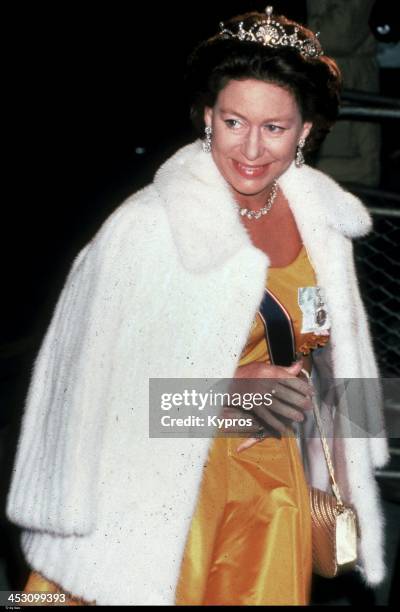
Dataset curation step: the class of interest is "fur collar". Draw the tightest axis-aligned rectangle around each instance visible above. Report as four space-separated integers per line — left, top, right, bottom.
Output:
153 140 372 272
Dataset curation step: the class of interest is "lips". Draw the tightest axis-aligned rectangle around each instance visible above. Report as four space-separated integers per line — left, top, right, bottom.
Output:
232 160 270 178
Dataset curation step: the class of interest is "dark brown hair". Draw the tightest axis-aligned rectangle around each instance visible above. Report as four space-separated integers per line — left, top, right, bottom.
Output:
185 12 342 153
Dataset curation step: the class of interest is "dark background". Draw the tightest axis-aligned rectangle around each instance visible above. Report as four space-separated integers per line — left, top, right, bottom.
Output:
4 1 309 347
4 0 398 346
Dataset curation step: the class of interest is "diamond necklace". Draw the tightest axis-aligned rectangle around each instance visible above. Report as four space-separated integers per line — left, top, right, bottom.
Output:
239 180 278 220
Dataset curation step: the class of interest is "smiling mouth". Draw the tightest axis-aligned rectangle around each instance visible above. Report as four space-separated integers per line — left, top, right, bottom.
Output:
232 160 270 177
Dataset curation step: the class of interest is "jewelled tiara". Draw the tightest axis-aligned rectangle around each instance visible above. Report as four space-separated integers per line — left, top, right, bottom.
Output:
219 5 323 59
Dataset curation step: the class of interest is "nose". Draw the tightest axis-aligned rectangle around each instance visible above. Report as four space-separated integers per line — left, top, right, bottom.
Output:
241 126 265 161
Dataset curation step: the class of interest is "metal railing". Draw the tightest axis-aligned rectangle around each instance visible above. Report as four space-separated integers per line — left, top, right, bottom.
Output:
337 90 400 377
340 89 400 120
354 207 400 377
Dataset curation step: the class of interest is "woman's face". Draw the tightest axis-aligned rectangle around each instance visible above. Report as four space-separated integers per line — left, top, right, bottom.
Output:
204 78 312 199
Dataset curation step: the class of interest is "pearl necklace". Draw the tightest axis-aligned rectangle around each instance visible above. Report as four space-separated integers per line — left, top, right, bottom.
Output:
239 180 278 220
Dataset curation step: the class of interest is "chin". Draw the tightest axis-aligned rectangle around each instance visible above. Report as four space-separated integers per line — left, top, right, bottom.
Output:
231 183 268 197
229 174 275 195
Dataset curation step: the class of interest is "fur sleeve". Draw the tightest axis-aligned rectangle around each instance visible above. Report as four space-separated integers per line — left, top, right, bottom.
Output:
6 200 143 536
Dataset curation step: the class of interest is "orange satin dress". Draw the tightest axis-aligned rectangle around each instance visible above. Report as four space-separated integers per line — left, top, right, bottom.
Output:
175 245 329 606
23 245 329 606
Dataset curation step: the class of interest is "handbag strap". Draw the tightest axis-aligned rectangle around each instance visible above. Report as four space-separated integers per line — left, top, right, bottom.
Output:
301 368 344 510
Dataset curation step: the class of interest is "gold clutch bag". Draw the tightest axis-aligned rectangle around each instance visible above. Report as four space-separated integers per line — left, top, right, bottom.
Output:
301 370 360 578
309 486 359 578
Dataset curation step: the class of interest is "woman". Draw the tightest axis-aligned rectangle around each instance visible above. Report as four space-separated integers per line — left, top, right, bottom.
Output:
6 7 389 606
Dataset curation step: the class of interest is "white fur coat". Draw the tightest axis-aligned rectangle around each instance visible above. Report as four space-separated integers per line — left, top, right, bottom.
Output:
6 140 390 604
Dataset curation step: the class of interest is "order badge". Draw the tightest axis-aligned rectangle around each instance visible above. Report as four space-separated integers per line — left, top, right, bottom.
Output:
298 286 331 334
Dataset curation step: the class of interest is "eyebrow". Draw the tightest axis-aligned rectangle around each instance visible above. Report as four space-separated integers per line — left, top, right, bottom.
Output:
219 108 293 122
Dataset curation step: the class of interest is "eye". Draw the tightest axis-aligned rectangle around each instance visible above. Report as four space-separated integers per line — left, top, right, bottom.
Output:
265 124 284 133
224 119 241 129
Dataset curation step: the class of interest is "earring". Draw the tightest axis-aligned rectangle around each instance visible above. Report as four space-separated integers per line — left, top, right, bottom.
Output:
202 126 212 153
295 138 306 168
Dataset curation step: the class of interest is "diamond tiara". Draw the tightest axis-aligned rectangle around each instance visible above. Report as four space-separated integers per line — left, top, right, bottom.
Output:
219 5 323 59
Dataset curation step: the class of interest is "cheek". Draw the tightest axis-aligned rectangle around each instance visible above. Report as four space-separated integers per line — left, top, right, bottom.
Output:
269 137 297 159
213 127 236 152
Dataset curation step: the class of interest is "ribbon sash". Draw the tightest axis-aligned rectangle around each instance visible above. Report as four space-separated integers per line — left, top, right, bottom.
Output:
258 289 296 366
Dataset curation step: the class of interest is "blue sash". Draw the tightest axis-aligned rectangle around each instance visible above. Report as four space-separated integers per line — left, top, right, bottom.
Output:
258 289 296 367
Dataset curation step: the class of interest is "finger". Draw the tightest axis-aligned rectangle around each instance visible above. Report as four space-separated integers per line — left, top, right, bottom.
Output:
275 376 313 397
283 360 303 375
272 386 314 411
236 437 263 453
236 423 282 452
262 398 306 422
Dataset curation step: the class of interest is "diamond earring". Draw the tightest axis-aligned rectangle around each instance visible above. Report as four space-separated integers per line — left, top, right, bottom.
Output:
203 126 212 153
295 138 306 168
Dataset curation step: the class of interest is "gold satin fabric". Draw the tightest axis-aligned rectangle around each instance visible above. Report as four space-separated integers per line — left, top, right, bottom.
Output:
176 246 329 605
239 245 329 366
175 433 313 605
23 246 328 606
